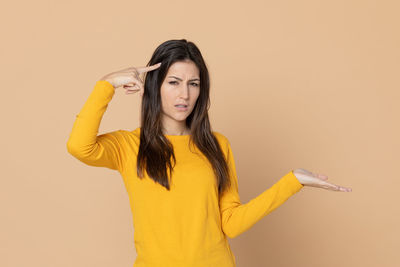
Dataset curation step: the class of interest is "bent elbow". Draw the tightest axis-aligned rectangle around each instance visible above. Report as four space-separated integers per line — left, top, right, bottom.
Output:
66 139 76 155
66 138 90 159
66 137 81 156
222 225 240 239
225 232 237 239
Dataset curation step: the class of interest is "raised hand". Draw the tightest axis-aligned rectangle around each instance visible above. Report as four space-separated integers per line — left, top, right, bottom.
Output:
99 62 162 97
293 168 352 192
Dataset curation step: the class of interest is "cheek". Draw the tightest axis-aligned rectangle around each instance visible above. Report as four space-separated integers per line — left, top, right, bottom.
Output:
161 87 174 108
192 90 200 104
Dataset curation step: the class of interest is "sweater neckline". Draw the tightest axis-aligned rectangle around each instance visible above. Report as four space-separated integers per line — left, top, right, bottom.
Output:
135 127 191 140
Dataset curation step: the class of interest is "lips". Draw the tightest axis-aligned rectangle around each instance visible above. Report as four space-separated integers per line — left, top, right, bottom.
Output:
175 104 188 111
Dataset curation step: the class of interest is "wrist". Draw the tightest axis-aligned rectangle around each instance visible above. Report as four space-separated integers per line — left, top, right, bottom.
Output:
103 79 115 88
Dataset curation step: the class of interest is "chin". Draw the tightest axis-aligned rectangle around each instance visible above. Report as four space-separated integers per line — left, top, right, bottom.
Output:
173 116 189 122
164 110 193 122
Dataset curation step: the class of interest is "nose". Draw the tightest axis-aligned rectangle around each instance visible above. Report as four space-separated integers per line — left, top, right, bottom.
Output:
178 84 190 100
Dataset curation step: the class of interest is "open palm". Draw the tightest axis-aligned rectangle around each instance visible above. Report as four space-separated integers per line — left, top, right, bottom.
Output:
293 168 352 192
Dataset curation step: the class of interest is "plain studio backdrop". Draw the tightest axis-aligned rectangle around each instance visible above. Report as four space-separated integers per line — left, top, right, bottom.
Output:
1 0 398 266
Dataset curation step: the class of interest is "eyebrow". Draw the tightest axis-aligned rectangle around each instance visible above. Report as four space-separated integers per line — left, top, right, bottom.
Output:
167 75 200 82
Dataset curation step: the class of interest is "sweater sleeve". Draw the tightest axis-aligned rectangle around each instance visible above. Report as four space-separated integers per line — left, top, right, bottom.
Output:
219 137 304 239
66 80 126 172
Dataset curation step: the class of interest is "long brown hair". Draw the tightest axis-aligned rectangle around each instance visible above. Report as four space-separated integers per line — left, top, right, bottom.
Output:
136 39 231 196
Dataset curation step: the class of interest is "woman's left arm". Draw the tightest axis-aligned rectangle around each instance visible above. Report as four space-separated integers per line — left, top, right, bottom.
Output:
217 135 352 239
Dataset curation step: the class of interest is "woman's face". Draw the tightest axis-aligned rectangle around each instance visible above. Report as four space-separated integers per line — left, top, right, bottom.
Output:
160 60 200 130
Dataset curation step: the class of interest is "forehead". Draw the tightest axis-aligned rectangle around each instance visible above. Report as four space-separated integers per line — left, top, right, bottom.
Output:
166 60 199 77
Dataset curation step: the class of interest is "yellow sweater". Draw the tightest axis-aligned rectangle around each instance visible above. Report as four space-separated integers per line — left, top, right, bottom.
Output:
66 80 304 267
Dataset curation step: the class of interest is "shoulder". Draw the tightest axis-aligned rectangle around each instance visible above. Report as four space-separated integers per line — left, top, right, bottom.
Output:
212 131 231 149
110 127 140 140
212 131 227 140
121 127 141 147
127 127 141 139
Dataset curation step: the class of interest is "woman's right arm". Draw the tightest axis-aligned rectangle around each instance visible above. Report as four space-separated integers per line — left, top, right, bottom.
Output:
66 63 161 171
66 80 126 171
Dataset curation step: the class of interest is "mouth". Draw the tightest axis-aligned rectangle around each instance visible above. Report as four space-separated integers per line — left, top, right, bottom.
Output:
175 104 188 111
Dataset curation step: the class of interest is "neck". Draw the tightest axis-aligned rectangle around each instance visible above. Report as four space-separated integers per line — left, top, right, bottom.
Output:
162 124 190 136
161 115 191 135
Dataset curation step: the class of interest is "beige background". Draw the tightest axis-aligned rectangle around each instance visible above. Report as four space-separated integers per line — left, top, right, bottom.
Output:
1 0 399 266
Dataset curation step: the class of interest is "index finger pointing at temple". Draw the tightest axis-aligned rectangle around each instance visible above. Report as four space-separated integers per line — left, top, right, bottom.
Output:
137 62 162 74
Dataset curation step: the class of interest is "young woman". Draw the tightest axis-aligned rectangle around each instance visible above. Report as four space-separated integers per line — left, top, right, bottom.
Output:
66 39 352 267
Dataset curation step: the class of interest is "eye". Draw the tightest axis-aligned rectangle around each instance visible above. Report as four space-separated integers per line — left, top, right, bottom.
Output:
191 83 199 87
169 81 178 85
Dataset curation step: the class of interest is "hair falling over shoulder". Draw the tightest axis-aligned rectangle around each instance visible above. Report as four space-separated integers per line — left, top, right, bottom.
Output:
136 39 231 196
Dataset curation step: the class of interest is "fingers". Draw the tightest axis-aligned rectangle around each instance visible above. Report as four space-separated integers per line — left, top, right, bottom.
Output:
124 76 143 88
315 173 352 192
319 180 352 192
113 62 161 77
123 74 144 95
295 169 352 192
316 173 329 180
339 186 352 192
125 89 142 95
125 89 141 95
124 84 142 94
136 62 162 74
118 63 161 85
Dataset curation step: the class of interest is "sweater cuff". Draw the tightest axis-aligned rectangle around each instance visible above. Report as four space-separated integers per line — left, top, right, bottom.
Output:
90 80 115 101
287 170 304 193
96 80 115 91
